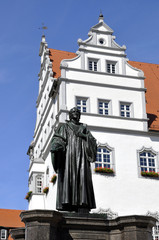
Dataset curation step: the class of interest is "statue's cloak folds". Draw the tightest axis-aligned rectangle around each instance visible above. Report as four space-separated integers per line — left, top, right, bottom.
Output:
51 121 96 211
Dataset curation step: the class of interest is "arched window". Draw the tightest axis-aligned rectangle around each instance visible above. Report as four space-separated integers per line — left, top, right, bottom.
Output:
139 149 157 172
95 144 114 170
138 147 158 175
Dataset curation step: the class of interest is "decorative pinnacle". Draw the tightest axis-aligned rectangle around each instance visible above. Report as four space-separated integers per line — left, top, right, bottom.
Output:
99 10 103 18
99 11 104 22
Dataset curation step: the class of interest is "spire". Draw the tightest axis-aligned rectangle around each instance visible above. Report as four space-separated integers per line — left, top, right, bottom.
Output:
99 11 104 23
41 35 46 43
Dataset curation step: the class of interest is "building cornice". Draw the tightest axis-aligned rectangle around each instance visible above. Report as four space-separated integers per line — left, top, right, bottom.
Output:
89 28 113 35
89 124 159 136
29 159 44 172
78 41 126 52
78 47 127 57
81 111 148 122
60 66 145 80
29 171 44 180
56 109 148 125
60 77 146 92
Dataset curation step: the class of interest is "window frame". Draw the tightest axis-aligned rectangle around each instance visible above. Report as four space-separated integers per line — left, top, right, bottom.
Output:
137 147 158 177
1 229 7 239
35 175 43 194
106 61 117 74
94 143 115 173
98 99 111 116
153 222 159 239
88 58 99 72
119 102 133 118
147 212 159 240
76 97 89 113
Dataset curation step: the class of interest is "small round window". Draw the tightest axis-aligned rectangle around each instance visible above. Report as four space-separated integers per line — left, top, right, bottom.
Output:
99 38 105 45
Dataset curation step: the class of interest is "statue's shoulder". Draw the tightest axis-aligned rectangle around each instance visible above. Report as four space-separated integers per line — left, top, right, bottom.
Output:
65 120 70 127
79 122 87 129
65 120 73 129
54 122 67 132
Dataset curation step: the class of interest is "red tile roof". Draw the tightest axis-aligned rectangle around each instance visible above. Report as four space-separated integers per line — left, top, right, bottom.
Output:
49 49 159 131
0 209 24 228
49 49 76 78
0 209 24 240
129 61 159 131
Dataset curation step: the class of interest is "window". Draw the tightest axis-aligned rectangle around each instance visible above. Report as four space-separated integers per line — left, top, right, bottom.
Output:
99 38 105 45
120 103 131 117
107 62 116 74
36 175 43 193
1 229 7 239
95 147 112 169
88 60 97 71
76 98 87 113
98 100 110 115
139 151 156 172
153 222 159 240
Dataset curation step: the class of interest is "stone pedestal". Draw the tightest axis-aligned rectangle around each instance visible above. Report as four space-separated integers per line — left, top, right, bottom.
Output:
20 210 156 240
10 228 25 240
20 210 62 240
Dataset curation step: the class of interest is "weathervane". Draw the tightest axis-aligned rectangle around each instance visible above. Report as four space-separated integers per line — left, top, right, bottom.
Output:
38 23 48 35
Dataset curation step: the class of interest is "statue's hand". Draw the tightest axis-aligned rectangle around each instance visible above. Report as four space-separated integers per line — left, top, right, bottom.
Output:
77 132 87 140
76 125 87 139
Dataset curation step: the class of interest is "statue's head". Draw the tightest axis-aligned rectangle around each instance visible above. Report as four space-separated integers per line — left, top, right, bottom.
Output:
69 107 81 122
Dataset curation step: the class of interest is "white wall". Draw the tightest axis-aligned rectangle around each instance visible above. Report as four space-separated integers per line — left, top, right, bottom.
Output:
92 130 159 216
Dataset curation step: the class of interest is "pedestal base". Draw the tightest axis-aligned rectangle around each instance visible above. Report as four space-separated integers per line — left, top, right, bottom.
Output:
10 228 25 240
16 210 156 240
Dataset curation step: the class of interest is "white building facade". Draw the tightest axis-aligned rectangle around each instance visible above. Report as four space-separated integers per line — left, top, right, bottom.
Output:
27 15 159 237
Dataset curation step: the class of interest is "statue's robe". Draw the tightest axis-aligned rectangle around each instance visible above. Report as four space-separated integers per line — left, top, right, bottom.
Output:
51 121 97 211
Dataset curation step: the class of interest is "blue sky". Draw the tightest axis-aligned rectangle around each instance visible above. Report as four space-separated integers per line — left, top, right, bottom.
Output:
0 0 158 210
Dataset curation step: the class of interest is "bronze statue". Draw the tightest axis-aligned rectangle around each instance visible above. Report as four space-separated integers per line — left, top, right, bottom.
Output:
51 107 97 213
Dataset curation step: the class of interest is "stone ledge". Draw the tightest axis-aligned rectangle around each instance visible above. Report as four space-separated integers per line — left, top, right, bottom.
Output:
20 209 62 226
10 228 25 240
19 210 156 240
62 214 156 232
